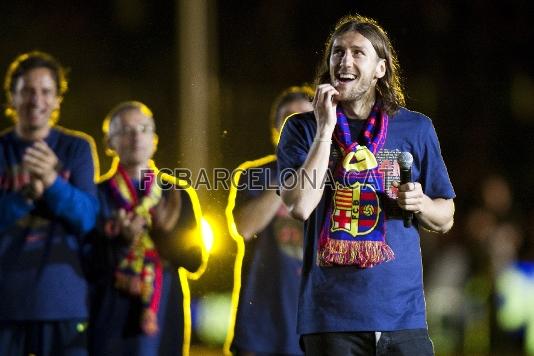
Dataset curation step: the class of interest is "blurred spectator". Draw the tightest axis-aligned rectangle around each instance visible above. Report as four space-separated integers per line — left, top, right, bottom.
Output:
0 51 99 356
465 174 524 354
88 101 202 356
495 207 534 355
426 174 526 355
228 86 313 356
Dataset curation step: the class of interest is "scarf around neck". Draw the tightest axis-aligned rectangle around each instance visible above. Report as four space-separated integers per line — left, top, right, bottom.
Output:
318 104 394 268
108 164 163 335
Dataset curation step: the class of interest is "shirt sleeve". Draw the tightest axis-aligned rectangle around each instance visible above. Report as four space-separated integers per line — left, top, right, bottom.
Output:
153 188 202 272
42 138 99 235
276 115 313 180
235 164 276 204
0 192 35 232
418 120 456 200
0 139 35 231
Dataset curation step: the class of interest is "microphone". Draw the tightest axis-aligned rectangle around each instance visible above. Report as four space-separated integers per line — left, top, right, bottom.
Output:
397 152 414 228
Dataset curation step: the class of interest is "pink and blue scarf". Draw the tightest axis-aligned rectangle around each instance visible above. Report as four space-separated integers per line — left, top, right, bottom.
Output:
318 105 394 268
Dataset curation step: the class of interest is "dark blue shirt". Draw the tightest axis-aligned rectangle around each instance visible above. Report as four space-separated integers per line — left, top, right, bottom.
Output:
277 108 455 335
0 127 98 320
89 177 201 356
233 160 304 355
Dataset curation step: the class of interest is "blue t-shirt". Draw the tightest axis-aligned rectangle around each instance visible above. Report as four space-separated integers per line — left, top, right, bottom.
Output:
276 108 455 335
0 127 98 320
233 160 303 355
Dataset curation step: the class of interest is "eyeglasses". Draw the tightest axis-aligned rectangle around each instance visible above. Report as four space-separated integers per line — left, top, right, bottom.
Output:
113 124 155 136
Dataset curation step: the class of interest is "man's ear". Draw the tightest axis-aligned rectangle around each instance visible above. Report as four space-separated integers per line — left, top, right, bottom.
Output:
375 58 386 79
5 93 17 121
152 134 159 152
104 136 117 157
54 96 63 111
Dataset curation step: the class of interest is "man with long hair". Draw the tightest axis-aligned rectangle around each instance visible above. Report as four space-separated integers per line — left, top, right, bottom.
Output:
277 15 455 355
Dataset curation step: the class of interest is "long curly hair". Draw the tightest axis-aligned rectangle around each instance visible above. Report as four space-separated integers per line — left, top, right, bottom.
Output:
315 14 405 115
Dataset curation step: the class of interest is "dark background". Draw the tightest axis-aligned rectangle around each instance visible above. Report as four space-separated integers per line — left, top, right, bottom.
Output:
2 1 532 202
1 0 533 351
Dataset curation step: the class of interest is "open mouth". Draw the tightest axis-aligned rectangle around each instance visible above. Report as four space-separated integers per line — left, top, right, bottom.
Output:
336 73 357 83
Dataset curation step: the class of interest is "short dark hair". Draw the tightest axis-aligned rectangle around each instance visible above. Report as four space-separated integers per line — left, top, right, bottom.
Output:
270 85 314 130
4 51 68 98
270 85 314 146
315 14 405 115
4 51 68 122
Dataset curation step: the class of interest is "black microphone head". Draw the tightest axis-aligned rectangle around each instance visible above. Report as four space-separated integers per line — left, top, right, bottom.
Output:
397 152 413 170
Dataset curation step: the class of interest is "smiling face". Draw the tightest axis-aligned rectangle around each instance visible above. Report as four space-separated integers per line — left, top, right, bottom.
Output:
108 108 156 168
11 67 60 138
329 31 386 103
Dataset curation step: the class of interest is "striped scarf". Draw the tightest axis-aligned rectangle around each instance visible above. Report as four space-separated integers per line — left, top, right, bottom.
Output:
108 165 163 335
318 105 394 268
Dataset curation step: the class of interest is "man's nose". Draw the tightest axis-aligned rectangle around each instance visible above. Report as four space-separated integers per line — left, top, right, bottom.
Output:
341 50 354 67
30 92 43 105
132 130 143 139
128 128 145 141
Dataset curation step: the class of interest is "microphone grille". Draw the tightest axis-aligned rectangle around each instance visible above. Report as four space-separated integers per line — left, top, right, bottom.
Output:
397 152 414 169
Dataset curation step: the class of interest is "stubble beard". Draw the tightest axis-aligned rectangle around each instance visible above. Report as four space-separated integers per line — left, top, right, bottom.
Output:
19 115 49 133
336 82 373 103
332 73 376 104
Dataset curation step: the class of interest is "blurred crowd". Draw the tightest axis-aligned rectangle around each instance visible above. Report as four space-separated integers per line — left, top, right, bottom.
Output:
424 174 534 355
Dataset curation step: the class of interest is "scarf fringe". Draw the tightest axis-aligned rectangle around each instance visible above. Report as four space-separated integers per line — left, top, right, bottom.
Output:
318 238 394 268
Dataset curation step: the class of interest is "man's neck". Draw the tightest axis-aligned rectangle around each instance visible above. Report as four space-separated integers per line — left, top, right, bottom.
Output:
340 90 376 121
15 125 51 141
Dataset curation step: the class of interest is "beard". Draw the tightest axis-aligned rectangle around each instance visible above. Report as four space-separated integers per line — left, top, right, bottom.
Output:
331 73 377 103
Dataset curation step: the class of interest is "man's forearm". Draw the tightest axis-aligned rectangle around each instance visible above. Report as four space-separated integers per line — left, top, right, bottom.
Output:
416 197 455 233
42 177 98 235
280 139 331 221
234 190 282 240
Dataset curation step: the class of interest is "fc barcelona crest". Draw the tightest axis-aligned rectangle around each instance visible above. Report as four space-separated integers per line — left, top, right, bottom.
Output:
330 181 381 237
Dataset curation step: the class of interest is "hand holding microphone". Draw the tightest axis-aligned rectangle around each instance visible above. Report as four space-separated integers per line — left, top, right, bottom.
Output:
395 152 419 228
